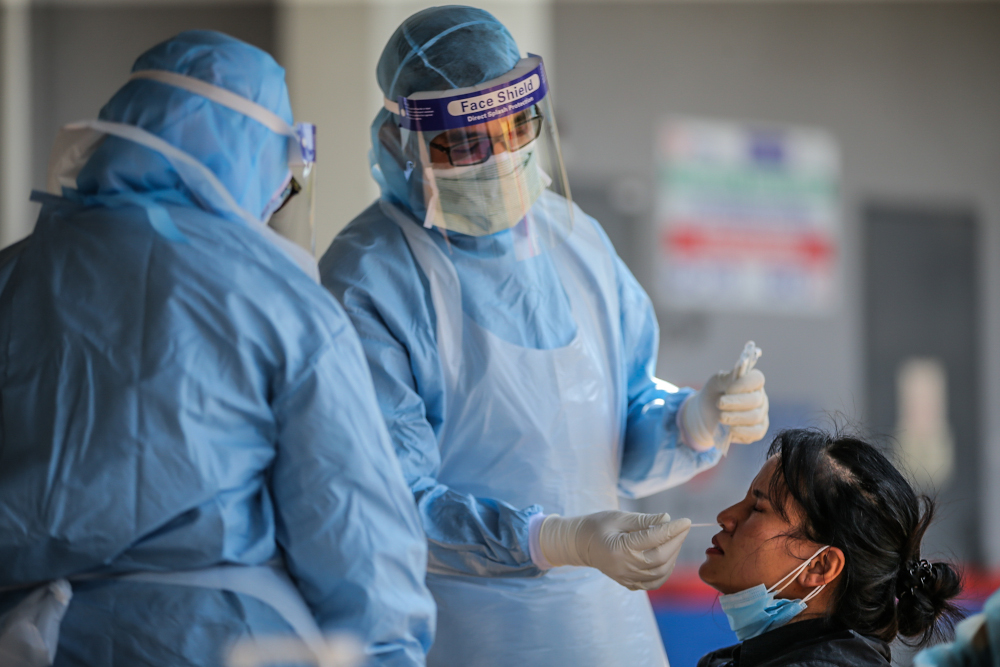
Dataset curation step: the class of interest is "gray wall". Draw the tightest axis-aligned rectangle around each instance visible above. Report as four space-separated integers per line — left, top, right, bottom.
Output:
553 2 1000 566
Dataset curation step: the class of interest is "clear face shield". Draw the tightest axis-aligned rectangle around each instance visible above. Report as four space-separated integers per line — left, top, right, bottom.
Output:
264 123 317 257
385 56 572 252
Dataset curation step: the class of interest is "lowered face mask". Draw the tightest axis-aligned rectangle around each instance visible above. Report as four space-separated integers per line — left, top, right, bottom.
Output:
719 545 831 641
423 146 549 237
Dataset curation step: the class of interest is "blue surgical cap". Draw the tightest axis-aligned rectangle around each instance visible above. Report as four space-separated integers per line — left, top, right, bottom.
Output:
377 5 521 99
77 30 293 223
370 6 522 213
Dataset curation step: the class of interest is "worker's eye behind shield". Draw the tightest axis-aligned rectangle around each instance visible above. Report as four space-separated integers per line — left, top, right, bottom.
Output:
384 55 573 254
429 109 544 168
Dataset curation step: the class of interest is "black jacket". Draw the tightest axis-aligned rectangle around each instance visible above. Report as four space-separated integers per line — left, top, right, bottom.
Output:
697 618 892 667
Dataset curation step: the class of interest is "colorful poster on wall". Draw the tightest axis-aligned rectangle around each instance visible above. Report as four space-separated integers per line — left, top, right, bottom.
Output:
656 118 840 316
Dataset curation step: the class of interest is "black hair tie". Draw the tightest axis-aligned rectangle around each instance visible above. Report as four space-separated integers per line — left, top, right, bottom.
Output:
897 559 934 598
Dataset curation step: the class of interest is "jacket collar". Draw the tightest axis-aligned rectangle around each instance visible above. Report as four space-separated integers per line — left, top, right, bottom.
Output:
738 617 890 666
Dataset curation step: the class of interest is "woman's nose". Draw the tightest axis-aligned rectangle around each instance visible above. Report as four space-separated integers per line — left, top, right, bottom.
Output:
717 506 739 533
492 139 509 156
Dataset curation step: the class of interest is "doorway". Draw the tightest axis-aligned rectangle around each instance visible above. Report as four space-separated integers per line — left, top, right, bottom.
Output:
864 203 980 564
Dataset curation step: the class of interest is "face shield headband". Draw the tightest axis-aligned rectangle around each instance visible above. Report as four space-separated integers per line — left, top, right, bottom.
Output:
384 56 547 137
130 69 315 193
382 55 572 247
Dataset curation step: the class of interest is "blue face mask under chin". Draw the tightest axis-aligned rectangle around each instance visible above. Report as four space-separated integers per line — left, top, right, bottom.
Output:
718 545 831 641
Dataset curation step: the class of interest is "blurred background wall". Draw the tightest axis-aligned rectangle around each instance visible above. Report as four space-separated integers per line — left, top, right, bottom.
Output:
555 2 1000 572
1 0 997 662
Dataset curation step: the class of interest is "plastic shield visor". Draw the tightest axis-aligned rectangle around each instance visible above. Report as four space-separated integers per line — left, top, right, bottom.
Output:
385 55 572 254
266 122 317 257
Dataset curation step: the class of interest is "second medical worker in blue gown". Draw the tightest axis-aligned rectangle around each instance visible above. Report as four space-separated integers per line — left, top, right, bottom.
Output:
0 31 434 667
321 7 770 667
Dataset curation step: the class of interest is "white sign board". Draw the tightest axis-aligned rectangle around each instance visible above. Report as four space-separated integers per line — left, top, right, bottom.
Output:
655 118 840 316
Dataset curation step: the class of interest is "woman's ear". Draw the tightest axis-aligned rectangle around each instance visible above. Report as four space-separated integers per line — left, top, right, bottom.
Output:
801 547 845 588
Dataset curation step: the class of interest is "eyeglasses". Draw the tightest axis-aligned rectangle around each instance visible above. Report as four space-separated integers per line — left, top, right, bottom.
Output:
429 111 544 167
273 176 302 215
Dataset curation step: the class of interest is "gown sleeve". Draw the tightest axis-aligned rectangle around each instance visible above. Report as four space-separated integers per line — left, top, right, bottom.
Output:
269 310 437 667
321 219 544 580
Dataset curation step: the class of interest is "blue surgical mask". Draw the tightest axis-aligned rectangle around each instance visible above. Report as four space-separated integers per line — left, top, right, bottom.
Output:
718 545 830 641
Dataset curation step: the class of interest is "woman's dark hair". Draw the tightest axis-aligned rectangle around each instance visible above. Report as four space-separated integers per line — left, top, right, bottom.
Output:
766 428 963 646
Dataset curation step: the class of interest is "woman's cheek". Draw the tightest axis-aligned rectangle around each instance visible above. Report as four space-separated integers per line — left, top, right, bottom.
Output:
734 523 783 566
738 515 770 541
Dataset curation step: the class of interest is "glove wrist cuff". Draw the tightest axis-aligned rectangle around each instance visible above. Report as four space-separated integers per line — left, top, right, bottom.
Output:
528 513 554 569
537 514 585 568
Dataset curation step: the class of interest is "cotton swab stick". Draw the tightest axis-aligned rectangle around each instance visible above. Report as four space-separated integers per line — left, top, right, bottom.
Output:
688 523 719 528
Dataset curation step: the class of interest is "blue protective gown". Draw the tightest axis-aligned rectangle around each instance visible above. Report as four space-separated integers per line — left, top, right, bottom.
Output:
914 586 1000 667
320 196 722 664
0 31 434 667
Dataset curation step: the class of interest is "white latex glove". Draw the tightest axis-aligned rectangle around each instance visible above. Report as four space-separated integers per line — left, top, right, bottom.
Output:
537 511 692 591
680 341 769 454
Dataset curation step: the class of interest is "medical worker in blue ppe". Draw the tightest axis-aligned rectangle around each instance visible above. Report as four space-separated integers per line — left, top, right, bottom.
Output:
915 586 999 667
0 31 434 667
321 7 770 667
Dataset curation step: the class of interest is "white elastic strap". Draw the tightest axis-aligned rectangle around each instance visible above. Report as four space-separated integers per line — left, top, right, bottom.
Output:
77 120 259 227
384 97 401 115
130 70 295 138
121 564 326 656
802 582 828 603
769 545 830 595
57 120 318 282
380 200 464 384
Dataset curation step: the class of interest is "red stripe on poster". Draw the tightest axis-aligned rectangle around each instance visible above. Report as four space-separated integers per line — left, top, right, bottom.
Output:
662 226 836 266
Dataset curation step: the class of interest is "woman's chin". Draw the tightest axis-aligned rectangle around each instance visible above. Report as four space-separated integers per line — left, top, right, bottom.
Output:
697 559 719 588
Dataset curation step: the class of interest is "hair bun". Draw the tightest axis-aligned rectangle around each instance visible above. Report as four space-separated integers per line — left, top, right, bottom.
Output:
896 558 962 643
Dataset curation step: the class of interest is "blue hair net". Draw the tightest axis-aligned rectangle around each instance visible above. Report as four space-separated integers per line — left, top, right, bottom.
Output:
370 6 521 215
76 30 293 223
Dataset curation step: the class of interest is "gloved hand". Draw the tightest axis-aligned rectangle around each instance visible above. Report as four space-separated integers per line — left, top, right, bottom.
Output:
680 342 769 454
537 511 692 591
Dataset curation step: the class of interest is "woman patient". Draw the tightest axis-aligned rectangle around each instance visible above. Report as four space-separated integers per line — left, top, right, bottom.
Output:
698 428 963 666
